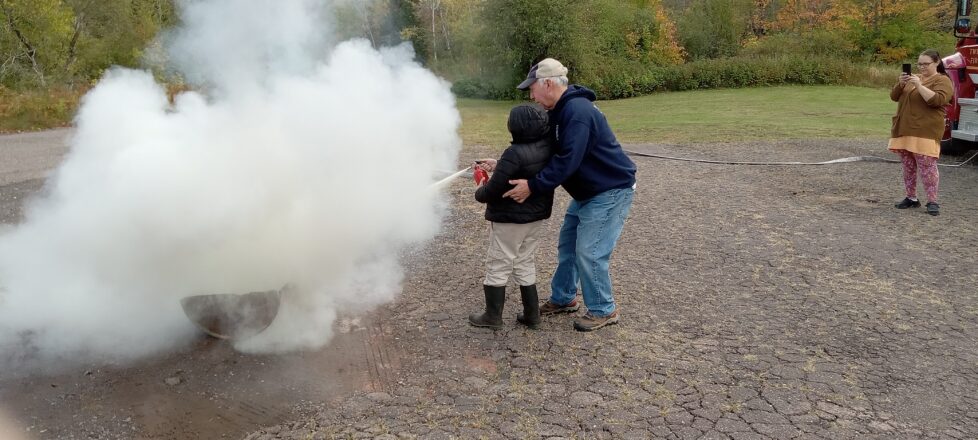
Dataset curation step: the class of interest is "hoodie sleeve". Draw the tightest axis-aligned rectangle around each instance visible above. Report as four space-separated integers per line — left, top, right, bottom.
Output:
925 76 953 107
527 118 589 195
890 82 904 102
474 148 520 203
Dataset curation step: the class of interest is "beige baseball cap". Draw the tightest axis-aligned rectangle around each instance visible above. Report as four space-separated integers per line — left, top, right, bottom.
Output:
516 58 569 90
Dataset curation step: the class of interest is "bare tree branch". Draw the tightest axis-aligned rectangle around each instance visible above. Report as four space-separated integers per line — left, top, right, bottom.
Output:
429 0 440 61
356 1 377 48
0 0 45 85
63 0 98 73
0 1 33 55
439 3 450 54
0 52 23 79
65 17 82 72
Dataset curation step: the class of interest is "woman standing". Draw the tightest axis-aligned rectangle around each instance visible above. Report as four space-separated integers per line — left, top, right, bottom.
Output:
889 49 954 216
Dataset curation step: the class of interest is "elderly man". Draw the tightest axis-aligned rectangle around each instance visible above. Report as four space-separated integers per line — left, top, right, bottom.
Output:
503 58 636 331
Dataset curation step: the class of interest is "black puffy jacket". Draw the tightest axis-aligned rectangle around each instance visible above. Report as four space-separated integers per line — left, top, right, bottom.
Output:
475 104 556 224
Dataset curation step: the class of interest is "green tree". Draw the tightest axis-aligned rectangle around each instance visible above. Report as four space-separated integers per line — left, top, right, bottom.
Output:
478 0 579 86
0 0 175 89
468 0 682 97
840 0 954 62
676 0 753 60
333 0 409 48
0 0 75 87
65 0 175 81
402 0 484 71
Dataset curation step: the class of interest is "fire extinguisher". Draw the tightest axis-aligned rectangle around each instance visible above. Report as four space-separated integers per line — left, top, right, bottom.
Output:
473 166 488 186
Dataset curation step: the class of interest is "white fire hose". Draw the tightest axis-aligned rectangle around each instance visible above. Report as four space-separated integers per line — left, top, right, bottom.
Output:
622 149 978 168
428 149 978 189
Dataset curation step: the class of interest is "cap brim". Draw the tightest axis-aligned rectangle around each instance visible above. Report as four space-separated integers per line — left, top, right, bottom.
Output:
516 77 536 90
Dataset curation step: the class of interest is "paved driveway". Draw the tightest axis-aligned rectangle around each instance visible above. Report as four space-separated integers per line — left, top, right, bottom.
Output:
2 131 977 439
257 139 978 439
0 129 71 223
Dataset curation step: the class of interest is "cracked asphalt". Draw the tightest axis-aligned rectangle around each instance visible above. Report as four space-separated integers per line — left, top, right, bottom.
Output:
2 131 977 439
250 139 978 440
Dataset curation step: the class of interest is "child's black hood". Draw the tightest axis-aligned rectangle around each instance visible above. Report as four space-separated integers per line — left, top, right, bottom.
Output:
507 104 550 143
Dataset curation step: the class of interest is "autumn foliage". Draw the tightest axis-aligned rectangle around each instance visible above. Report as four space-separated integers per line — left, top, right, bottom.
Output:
0 0 965 100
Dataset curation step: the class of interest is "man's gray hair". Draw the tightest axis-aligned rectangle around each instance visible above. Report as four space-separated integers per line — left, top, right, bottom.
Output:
539 76 569 86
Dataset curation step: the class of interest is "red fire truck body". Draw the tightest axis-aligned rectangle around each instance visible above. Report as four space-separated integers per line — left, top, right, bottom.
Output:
943 1 978 154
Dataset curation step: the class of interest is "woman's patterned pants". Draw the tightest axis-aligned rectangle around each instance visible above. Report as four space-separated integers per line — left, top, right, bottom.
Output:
897 150 939 202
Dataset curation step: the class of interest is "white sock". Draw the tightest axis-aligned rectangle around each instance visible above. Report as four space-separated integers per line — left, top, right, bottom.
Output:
908 197 918 201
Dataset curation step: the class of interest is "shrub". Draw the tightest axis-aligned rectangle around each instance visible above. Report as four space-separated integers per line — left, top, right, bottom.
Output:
0 85 87 133
676 0 752 60
451 55 896 99
741 30 860 59
469 0 682 100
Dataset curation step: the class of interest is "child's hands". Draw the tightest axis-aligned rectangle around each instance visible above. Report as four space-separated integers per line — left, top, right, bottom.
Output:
474 159 497 173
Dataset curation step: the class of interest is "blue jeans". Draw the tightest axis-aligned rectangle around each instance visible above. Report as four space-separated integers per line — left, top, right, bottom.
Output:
549 187 634 317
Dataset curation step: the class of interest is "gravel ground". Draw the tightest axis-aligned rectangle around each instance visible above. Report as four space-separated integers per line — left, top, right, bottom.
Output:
247 139 978 440
2 132 977 439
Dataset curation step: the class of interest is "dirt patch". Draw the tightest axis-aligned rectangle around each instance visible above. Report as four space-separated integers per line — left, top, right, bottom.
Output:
0 314 401 439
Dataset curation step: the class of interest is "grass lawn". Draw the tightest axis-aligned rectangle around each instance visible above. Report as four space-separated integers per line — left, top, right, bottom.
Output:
3 85 895 147
458 85 895 148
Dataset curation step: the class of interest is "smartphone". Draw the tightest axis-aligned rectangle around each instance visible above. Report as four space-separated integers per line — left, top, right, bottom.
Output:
902 63 912 75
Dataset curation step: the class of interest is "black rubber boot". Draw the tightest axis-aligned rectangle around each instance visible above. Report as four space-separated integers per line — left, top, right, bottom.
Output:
516 284 541 329
469 285 505 329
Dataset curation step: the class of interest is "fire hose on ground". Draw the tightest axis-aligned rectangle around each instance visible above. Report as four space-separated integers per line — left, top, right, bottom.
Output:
621 148 978 167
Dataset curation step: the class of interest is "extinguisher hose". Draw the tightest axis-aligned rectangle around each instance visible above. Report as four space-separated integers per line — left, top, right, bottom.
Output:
430 166 472 190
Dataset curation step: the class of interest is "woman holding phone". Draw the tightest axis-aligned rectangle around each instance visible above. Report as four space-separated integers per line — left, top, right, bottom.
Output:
888 49 953 216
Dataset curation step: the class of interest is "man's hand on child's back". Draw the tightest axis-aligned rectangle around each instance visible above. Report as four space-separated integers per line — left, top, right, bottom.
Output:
503 179 531 203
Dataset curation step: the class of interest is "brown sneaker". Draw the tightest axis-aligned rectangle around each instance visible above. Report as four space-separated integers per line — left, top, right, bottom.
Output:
539 299 580 315
573 311 619 332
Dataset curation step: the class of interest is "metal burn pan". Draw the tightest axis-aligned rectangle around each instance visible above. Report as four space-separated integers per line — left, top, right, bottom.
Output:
180 288 283 340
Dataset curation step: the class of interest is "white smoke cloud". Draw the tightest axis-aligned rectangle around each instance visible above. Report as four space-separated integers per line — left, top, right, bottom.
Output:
0 0 460 370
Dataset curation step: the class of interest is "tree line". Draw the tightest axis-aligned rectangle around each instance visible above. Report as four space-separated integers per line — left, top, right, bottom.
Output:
0 0 175 88
0 0 959 97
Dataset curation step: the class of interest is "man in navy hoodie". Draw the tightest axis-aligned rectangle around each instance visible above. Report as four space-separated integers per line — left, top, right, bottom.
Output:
504 58 636 332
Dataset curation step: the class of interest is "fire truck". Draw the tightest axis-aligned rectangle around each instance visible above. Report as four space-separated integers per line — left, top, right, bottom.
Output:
943 0 978 154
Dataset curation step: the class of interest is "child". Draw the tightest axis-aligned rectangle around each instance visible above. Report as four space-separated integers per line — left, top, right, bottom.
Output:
469 104 555 329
